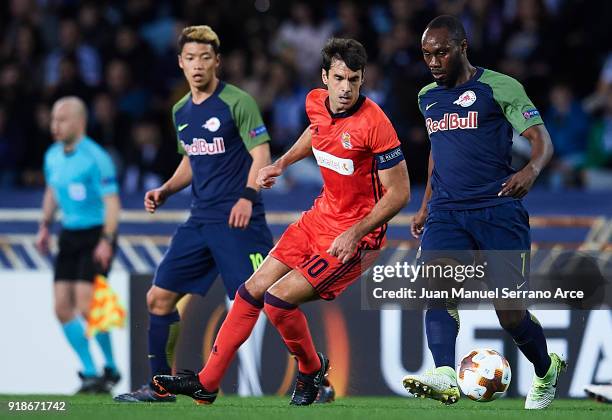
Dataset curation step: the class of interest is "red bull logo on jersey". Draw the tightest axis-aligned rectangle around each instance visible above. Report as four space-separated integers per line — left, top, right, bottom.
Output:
181 137 226 156
425 112 479 135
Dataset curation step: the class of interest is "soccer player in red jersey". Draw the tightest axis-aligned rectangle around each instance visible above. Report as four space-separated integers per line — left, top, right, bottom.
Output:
154 38 410 405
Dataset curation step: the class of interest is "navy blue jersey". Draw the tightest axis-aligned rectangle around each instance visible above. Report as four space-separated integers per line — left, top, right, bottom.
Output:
418 67 544 211
173 82 270 222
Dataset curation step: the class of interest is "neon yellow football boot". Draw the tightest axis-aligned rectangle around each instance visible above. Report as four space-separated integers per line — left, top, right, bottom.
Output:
525 353 567 409
403 366 460 405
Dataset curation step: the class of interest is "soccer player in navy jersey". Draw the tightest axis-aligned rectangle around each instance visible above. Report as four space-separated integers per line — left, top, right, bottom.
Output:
114 26 275 402
402 16 564 410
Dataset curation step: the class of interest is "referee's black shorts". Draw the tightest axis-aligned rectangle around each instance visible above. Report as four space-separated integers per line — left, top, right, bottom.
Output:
54 226 115 282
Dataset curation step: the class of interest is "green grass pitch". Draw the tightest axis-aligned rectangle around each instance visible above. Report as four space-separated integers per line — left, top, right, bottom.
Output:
0 395 610 420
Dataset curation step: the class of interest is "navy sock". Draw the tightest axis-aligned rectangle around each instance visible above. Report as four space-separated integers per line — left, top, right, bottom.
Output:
148 311 180 377
503 311 551 377
425 308 459 368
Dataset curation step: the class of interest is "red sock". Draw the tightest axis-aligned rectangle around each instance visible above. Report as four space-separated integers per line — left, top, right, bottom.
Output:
198 284 262 390
263 292 321 374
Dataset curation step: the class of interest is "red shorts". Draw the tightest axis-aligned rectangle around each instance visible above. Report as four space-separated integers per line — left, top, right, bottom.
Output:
270 214 380 300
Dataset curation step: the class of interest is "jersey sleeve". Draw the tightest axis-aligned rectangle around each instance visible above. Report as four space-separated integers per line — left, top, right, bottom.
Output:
232 93 271 151
43 148 52 183
481 70 544 134
368 112 404 170
173 111 186 156
417 82 437 116
305 89 328 124
172 93 190 156
93 149 119 196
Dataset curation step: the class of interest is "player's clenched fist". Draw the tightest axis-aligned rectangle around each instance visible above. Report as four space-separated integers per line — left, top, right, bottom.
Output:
257 164 283 189
144 188 168 213
411 208 428 238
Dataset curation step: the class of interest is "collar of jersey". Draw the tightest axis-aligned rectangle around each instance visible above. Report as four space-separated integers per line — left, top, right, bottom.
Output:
190 80 225 105
325 94 366 119
63 135 87 156
437 66 484 90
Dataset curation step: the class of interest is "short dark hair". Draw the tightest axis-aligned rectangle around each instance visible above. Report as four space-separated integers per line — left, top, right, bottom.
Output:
321 38 367 73
425 15 467 43
178 25 220 54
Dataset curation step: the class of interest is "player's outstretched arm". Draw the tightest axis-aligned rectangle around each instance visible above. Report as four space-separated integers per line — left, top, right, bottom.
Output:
144 155 192 213
36 186 58 254
499 124 553 198
257 126 312 189
411 151 433 238
328 161 411 263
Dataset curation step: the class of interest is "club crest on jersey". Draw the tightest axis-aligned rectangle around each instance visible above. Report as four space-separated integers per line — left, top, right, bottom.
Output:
425 112 478 135
341 132 352 149
181 137 225 156
453 90 477 107
203 117 221 132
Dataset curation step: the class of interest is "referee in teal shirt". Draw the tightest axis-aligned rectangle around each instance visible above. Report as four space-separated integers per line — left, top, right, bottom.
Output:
36 96 122 394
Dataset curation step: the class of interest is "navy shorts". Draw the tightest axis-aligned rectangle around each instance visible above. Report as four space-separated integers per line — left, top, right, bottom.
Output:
154 218 273 297
419 201 531 289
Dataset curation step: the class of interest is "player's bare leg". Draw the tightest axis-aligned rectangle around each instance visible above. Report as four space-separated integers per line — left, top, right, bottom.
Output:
244 255 293 300
153 256 291 404
74 281 94 317
147 286 184 315
54 282 76 324
265 268 319 304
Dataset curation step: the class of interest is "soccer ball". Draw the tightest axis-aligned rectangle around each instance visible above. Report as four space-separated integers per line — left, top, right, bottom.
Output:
456 348 511 402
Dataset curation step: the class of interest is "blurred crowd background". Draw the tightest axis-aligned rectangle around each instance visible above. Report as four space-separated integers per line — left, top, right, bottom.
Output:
1 0 611 193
